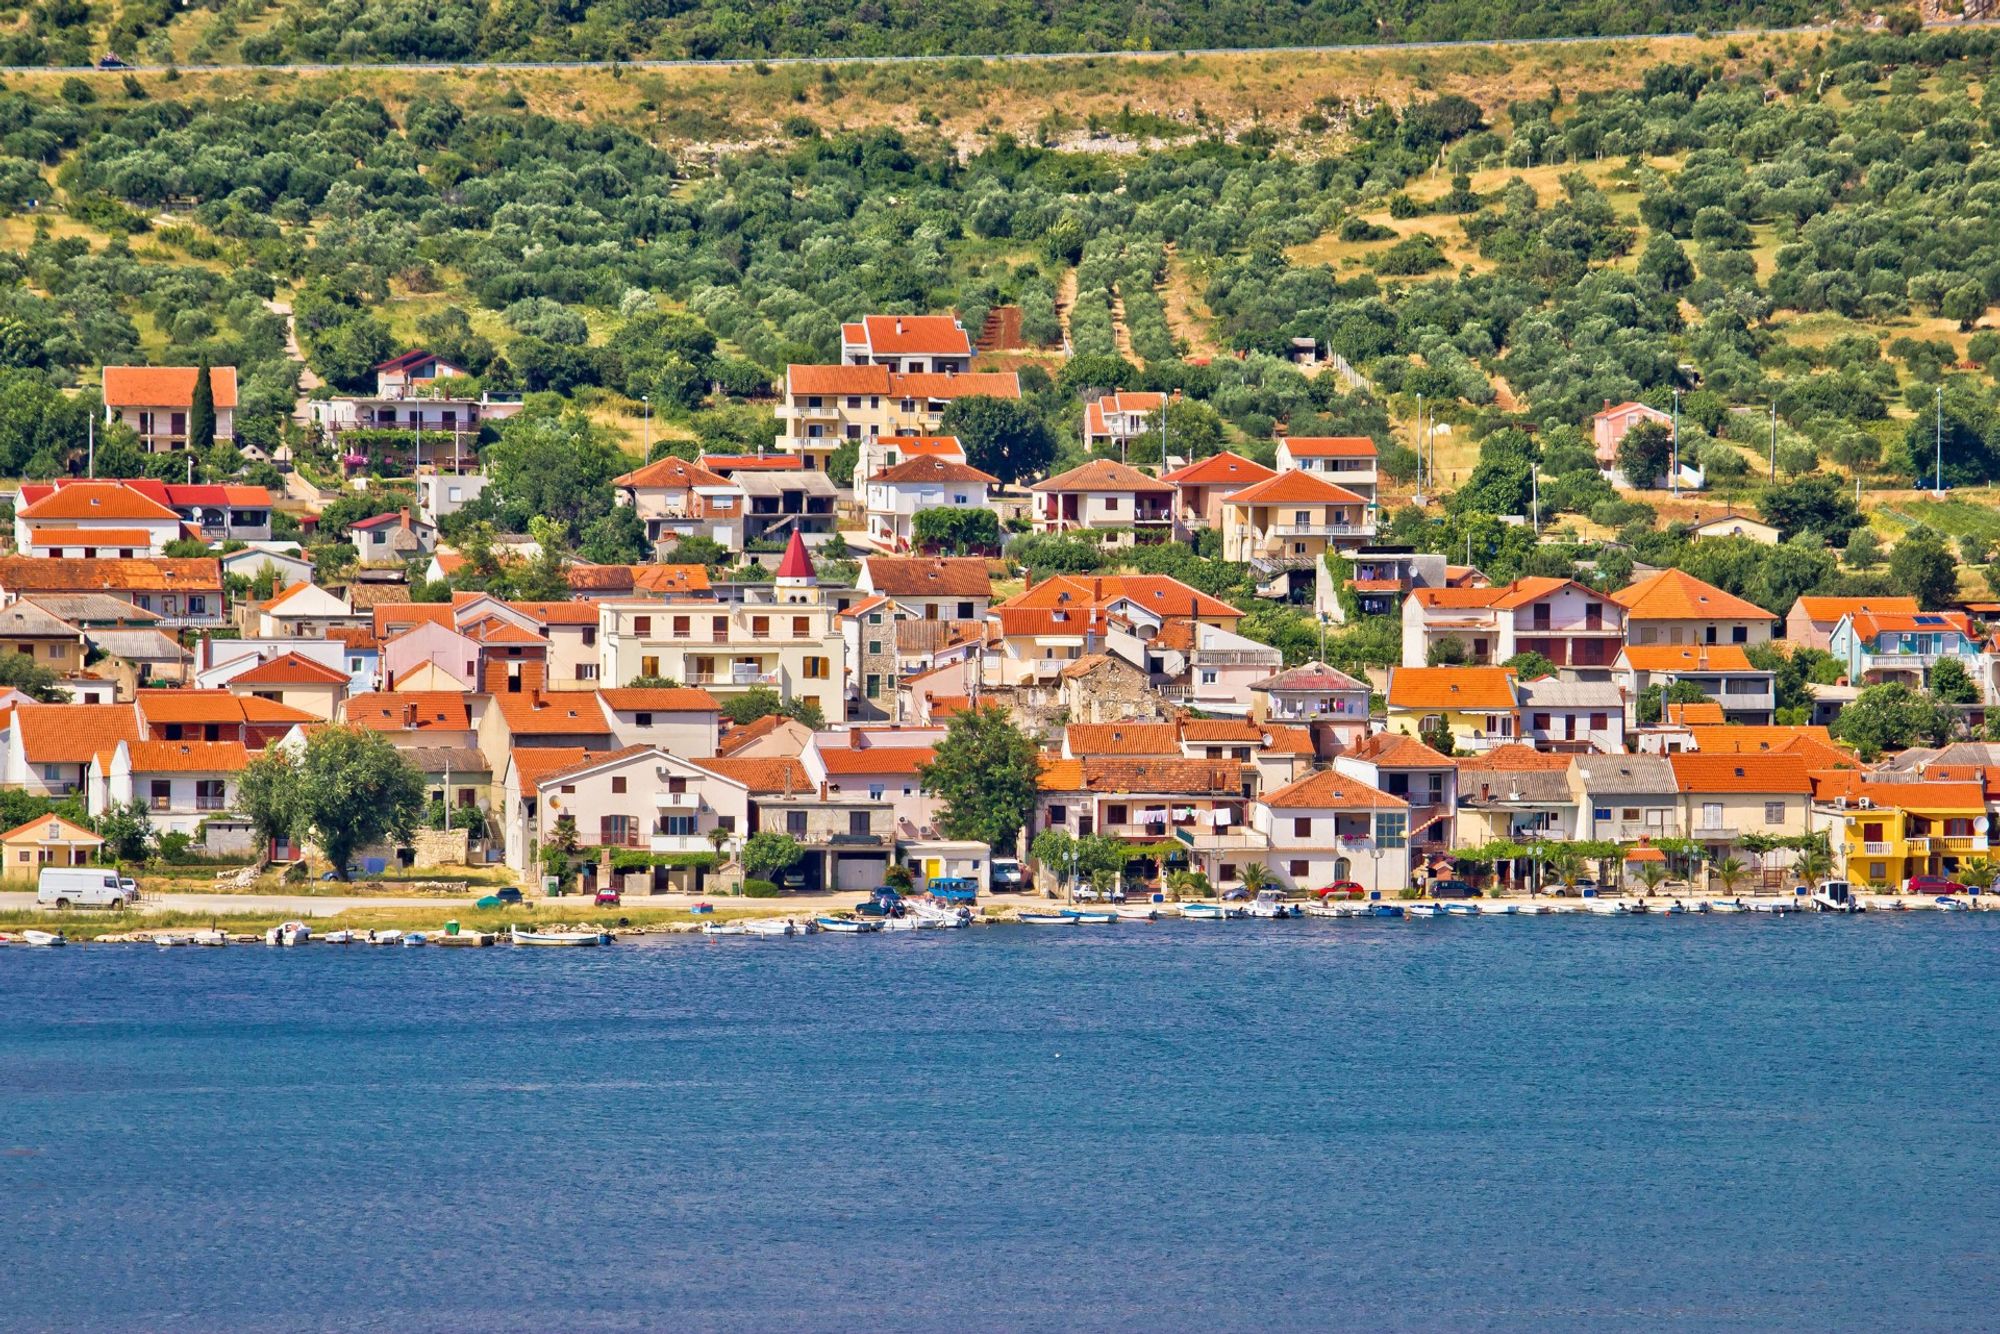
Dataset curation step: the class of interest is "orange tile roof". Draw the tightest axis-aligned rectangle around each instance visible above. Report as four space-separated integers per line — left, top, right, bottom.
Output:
1080 758 1240 794
1029 458 1174 494
1066 722 1181 756
1794 596 1919 623
868 457 999 486
788 363 892 396
1456 743 1574 772
239 698 320 725
1223 470 1370 507
890 370 1019 400
1666 753 1811 794
1179 719 1265 744
123 740 249 772
513 746 592 796
718 713 797 754
631 564 713 596
343 692 472 731
1613 569 1775 622
102 365 239 409
1346 730 1454 767
1619 644 1756 672
1038 756 1086 791
1412 586 1508 609
261 581 333 613
597 687 721 712
12 703 142 764
1779 734 1860 770
1083 391 1166 438
864 556 992 599
1688 725 1835 755
493 690 611 736
25 529 160 547
135 690 255 726
19 481 181 522
818 745 933 776
1847 779 1988 811
879 435 965 457
1386 667 1518 711
0 814 101 845
857 314 972 356
229 652 351 686
508 600 603 627
692 755 811 795
1663 701 1726 726
1261 725 1317 756
1489 577 1591 610
1001 575 1241 622
1262 769 1408 810
459 616 547 647
1849 609 1976 641
0 556 220 593
613 455 732 489
373 604 456 638
1159 451 1278 488
1281 436 1378 458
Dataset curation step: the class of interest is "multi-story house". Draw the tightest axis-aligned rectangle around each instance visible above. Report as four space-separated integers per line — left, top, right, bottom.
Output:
103 365 235 452
1112 618 1282 717
1028 458 1174 543
852 435 965 499
1517 677 1626 753
862 457 999 552
596 687 722 756
307 349 521 455
1081 390 1168 458
1219 470 1375 565
840 315 974 373
1613 569 1776 648
516 745 748 869
800 734 943 838
1590 399 1671 473
1334 546 1457 620
1569 754 1680 844
3 702 144 796
1613 644 1776 725
774 364 1020 472
351 510 438 568
1272 436 1379 506
735 469 840 548
1035 756 1251 884
0 557 225 631
597 534 846 722
1333 730 1458 863
0 601 85 680
1159 450 1277 533
857 556 992 622
1384 666 1521 752
1455 746 1580 883
1247 661 1372 756
13 481 188 557
254 582 362 639
1401 577 1627 671
1827 608 1984 691
1251 768 1410 897
1667 752 1813 859
87 739 246 837
610 455 743 550
1819 772 1992 890
223 651 351 720
1785 596 1921 652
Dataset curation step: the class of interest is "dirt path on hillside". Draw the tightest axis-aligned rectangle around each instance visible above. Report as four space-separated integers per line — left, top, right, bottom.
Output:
1162 243 1221 361
1110 287 1137 363
1056 266 1077 351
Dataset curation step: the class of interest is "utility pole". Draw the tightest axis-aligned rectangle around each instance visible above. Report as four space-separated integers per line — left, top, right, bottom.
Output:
1768 402 1777 484
642 394 651 460
1936 385 1945 498
1670 388 1681 499
1415 392 1424 492
1162 392 1170 472
86 415 93 478
1531 462 1540 532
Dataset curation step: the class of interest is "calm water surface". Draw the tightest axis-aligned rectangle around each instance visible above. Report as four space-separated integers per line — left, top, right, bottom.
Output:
3 915 1997 1332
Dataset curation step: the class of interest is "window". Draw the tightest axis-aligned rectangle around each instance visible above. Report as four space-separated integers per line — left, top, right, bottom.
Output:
1200 670 1219 685
1732 625 1748 644
640 656 659 678
1106 804 1128 826
803 657 828 680
1700 802 1724 830
1293 817 1313 838
577 664 599 681
196 780 225 811
672 616 690 638
751 616 769 636
957 602 975 619
1375 813 1407 849
848 811 872 836
718 815 736 833
149 780 172 811
635 712 653 727
611 777 627 795
1869 862 1886 881
1589 713 1607 730
785 810 808 836
867 641 882 656
865 674 881 699
46 644 62 659
1104 497 1120 512
661 815 697 837
633 616 652 635
1047 805 1067 825
793 617 810 638
1594 806 1612 822
1764 801 1784 825
1289 859 1309 878
867 784 885 800
560 784 575 795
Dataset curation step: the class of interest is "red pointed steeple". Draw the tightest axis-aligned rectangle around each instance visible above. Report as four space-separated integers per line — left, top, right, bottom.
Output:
775 530 814 581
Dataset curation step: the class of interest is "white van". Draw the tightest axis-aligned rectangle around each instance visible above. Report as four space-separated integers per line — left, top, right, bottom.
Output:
37 867 135 909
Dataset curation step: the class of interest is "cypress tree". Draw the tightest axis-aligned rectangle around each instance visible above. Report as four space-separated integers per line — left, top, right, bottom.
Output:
189 358 216 452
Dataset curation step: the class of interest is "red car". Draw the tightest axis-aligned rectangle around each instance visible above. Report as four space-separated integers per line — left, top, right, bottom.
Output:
1906 875 1967 896
593 888 622 906
1316 880 1365 900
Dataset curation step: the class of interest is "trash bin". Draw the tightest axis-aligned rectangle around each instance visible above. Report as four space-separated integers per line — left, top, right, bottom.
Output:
444 920 459 936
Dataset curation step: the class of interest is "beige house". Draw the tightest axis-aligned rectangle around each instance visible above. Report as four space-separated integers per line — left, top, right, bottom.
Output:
1667 752 1812 860
1028 458 1174 541
254 582 360 639
775 364 1020 471
597 686 723 756
0 600 85 678
1613 569 1776 648
0 813 103 878
1785 596 1920 653
1081 390 1167 457
1160 451 1277 531
527 746 749 862
1690 512 1780 544
103 365 237 452
1219 470 1374 563
1250 768 1412 898
1272 436 1380 506
222 651 351 720
862 457 998 552
610 455 743 550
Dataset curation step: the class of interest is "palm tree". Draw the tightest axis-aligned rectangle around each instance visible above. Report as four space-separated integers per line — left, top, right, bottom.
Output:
1238 862 1271 897
1635 861 1667 898
1714 856 1746 896
1545 846 1585 896
1793 842 1835 896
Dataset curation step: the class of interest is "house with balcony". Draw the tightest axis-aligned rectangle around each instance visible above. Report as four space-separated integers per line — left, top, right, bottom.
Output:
15 479 274 547
1251 768 1410 898
776 364 1019 473
1028 458 1174 544
1247 661 1372 756
1218 470 1374 566
852 435 965 500
1112 617 1282 717
1590 399 1671 473
14 481 189 557
1272 436 1379 506
736 469 840 549
1330 547 1462 621
1333 730 1458 863
1081 390 1169 458
1401 577 1626 672
1815 772 1989 890
983 575 1246 690
87 739 246 837
857 556 992 622
596 534 846 722
223 651 351 720
596 686 722 756
1827 608 1983 692
1160 450 1277 533
1569 754 1680 844
1455 747 1581 889
1613 568 1776 648
800 737 942 838
611 455 743 550
1785 596 1921 653
1384 666 1520 753
1034 756 1252 887
307 349 521 454
1613 644 1776 725
4 702 144 797
103 365 236 453
745 793 899 893
841 315 974 373
0 557 224 631
1668 752 1812 860
1518 677 1626 753
0 600 85 681
862 456 999 552
514 745 749 887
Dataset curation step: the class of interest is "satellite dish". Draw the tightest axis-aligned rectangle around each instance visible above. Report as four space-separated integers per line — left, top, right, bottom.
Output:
1978 816 1990 833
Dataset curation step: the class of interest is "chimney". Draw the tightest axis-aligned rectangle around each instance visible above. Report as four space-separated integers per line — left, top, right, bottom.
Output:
403 702 417 728
399 508 411 531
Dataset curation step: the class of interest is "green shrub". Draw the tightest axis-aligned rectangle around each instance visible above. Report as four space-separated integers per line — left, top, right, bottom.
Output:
742 878 781 898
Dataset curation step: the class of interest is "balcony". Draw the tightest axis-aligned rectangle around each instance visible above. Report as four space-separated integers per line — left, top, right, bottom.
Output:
1938 834 1990 852
1862 841 1894 855
686 667 780 687
1905 836 1931 854
1267 521 1375 539
653 790 700 809
649 832 716 854
1691 825 1738 841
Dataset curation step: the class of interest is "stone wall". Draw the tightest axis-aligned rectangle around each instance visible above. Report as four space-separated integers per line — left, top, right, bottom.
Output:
410 827 470 867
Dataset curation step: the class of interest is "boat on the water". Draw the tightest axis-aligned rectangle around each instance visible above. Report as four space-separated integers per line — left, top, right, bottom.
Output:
21 929 65 947
912 901 971 928
1111 906 1160 921
367 929 403 945
510 926 612 946
1366 903 1405 919
1059 909 1118 924
322 930 359 944
1245 890 1300 919
1746 899 1798 914
742 918 798 937
1406 903 1448 919
1708 898 1746 913
1180 902 1233 920
1583 899 1631 916
1938 895 1972 912
190 928 227 946
813 916 882 934
1477 901 1520 916
1442 902 1478 917
1658 901 1690 915
265 921 311 946
700 921 752 937
1016 911 1078 925
879 914 920 931
155 933 187 948
401 932 428 947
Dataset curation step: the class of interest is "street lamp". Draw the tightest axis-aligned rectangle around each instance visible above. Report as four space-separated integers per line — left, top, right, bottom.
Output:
642 394 651 459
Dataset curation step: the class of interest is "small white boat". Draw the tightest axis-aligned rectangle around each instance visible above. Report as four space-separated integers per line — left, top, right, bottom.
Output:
321 930 359 945
510 926 611 946
1707 899 1746 913
1302 903 1346 919
1442 902 1478 917
367 929 403 945
812 916 881 934
21 929 65 947
1746 899 1797 915
1179 903 1228 920
1659 901 1690 916
1477 901 1520 916
191 928 227 947
265 921 311 946
1937 896 1972 912
742 918 797 937
879 914 920 932
912 901 971 928
155 933 187 948
1514 902 1550 915
1060 909 1118 924
401 933 429 947
1405 903 1448 919
1583 899 1630 916
1245 890 1299 919
1017 912 1078 925
1112 906 1161 921
700 921 752 937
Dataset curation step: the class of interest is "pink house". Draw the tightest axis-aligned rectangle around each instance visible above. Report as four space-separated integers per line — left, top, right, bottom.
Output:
381 619 480 692
1592 400 1672 467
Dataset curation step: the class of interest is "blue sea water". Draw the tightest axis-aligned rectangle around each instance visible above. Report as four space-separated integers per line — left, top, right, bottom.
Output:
3 915 1997 1332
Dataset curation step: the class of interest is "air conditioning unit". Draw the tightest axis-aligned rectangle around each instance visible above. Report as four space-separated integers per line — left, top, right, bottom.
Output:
1857 796 1874 809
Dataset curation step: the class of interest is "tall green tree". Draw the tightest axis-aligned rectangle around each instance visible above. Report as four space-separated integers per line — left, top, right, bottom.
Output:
939 396 1055 485
238 728 426 878
188 357 216 453
1830 682 1957 761
740 831 805 881
1888 530 1960 609
917 704 1041 851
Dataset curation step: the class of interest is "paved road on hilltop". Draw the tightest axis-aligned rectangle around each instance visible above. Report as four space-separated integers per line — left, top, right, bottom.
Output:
0 22 1923 77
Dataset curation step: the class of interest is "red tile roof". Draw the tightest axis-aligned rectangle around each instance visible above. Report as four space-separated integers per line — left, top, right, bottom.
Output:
613 455 732 490
856 314 973 356
818 745 933 776
1066 722 1181 756
1159 450 1278 488
229 652 351 686
1261 769 1408 809
596 687 721 712
692 755 811 795
102 365 238 409
0 556 220 593
1793 596 1919 624
1281 436 1378 458
1386 667 1518 711
19 481 180 522
1613 569 1775 622
493 690 611 736
1666 753 1811 794
863 556 992 599
1000 575 1242 623
343 692 472 731
1619 645 1756 672
123 740 249 772
1223 470 1369 507
513 746 592 796
1030 458 1173 494
867 457 999 486
12 703 142 764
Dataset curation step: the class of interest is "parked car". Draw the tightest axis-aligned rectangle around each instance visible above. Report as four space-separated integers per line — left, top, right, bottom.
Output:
493 886 523 906
96 52 129 69
1906 874 1968 896
36 867 135 909
1316 880 1365 900
593 888 621 907
1428 878 1481 899
990 858 1026 889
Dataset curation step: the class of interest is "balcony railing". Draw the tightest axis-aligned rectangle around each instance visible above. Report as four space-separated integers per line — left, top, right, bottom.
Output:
1905 836 1931 853
1862 841 1894 855
685 668 780 687
1691 825 1738 841
653 791 700 809
1267 522 1375 537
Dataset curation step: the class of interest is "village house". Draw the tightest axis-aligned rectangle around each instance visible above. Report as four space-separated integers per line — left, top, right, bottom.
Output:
1108 617 1282 718
1569 754 1680 844
254 582 362 639
1272 436 1380 506
1667 752 1813 862
1827 608 1984 692
0 557 225 631
857 556 993 622
1613 568 1776 647
1785 596 1920 652
1251 768 1411 898
1247 661 1372 756
195 637 352 692
1401 577 1625 672
1028 458 1175 543
1384 666 1521 753
731 468 840 548
342 691 483 749
16 479 280 546
3 702 144 797
1081 390 1168 458
221 545 313 589
351 510 438 567
610 455 743 551
1613 644 1777 725
1329 547 1472 621
1037 755 1250 886
0 814 103 879
1517 677 1626 754
983 575 1244 689
1689 512 1780 544
800 732 943 837
510 745 750 887
1454 747 1580 887
1159 450 1277 532
88 738 247 837
1590 399 1671 471
0 600 85 678
840 315 974 373
222 651 351 720
774 364 1020 472
862 456 999 552
308 350 521 454
1218 470 1375 565
1332 731 1459 867
851 435 967 499
103 365 237 452
13 480 188 558
135 689 315 748
595 686 723 756
1818 773 1990 891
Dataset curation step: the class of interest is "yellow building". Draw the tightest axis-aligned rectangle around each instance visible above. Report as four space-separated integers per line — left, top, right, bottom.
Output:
1820 776 1990 890
0 814 103 878
1384 666 1521 754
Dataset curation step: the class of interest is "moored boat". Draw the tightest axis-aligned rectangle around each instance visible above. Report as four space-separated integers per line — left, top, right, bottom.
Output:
700 921 752 937
1179 902 1228 920
1406 903 1448 919
1442 902 1478 917
1937 895 1972 912
1016 911 1078 925
22 929 65 947
1059 909 1118 924
155 933 187 947
1707 898 1746 913
1111 906 1160 921
1476 901 1520 916
1583 899 1630 916
191 928 227 946
401 932 429 947
812 916 881 934
1245 890 1300 919
265 921 311 946
510 926 612 946
322 930 358 944
742 918 798 937
912 901 971 928
1366 903 1405 919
